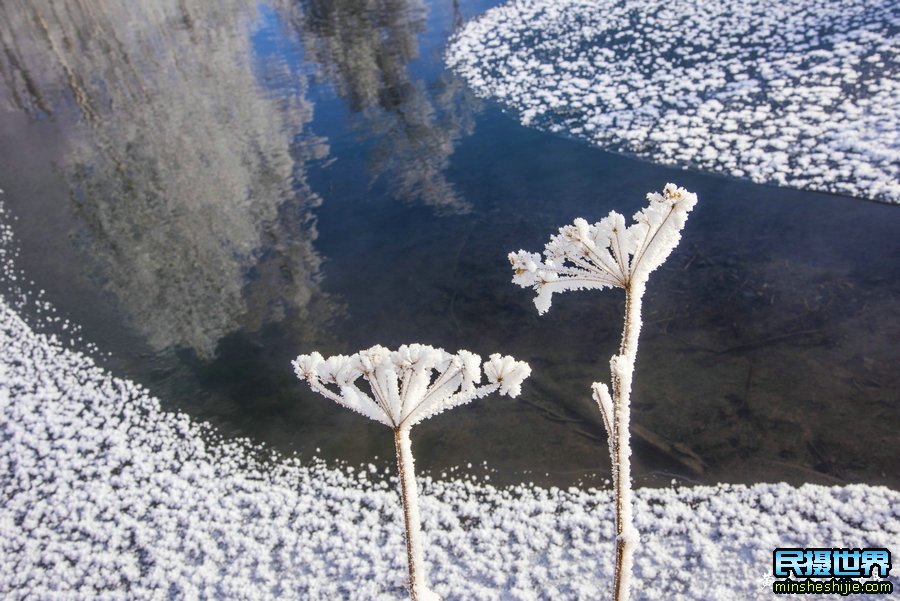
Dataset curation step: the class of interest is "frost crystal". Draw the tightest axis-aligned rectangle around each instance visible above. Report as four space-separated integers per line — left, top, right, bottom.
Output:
293 344 531 429
509 183 697 314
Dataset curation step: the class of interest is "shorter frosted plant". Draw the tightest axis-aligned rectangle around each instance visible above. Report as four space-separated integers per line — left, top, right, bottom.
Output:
509 183 698 601
293 344 530 601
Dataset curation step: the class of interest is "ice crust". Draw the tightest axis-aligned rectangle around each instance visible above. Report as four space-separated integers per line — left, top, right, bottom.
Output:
446 0 900 203
1 297 898 599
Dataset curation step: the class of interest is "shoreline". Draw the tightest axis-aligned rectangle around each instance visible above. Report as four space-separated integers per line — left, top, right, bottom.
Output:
1 296 897 599
446 0 900 204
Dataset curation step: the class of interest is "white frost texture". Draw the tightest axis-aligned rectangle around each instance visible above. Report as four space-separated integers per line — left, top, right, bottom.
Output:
293 345 530 428
1 297 898 599
509 183 697 314
446 0 900 203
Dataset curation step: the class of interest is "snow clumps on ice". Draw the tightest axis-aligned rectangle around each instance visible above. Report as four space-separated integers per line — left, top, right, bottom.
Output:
446 0 900 203
1 296 899 598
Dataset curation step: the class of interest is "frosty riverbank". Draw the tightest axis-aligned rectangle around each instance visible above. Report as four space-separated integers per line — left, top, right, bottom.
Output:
1 296 897 599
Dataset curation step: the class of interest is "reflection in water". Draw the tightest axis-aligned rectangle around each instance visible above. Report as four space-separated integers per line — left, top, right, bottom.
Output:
3 0 895 490
297 0 426 112
296 0 480 213
0 0 331 358
0 0 488 477
365 72 479 214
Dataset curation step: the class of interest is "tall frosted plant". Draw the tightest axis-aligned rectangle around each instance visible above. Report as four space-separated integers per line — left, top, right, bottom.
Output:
293 344 530 601
508 184 698 601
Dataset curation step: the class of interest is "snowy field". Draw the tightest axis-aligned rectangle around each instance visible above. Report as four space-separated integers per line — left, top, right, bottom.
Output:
446 0 900 203
0 299 897 599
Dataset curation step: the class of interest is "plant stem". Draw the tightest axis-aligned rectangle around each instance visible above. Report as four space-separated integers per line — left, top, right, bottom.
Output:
611 282 644 601
394 427 428 601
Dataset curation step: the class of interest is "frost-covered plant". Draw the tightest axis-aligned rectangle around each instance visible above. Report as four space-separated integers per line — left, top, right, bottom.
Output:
508 184 698 601
293 344 530 601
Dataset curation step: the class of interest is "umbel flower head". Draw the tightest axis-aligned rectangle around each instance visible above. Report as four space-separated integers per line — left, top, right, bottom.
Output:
294 344 530 601
293 344 531 429
509 183 698 313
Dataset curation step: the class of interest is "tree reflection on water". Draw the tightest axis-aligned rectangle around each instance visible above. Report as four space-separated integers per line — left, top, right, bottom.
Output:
0 0 478 359
295 0 480 213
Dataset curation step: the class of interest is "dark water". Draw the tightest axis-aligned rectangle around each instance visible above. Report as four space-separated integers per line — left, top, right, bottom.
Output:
0 0 897 489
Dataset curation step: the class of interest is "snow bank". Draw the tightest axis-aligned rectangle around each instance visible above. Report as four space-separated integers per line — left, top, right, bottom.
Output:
446 0 900 203
1 298 898 599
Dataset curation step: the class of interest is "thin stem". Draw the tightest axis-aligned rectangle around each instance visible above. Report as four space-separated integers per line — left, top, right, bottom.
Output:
394 427 429 601
574 247 620 280
401 363 459 426
306 377 345 405
368 370 396 427
556 262 622 288
629 202 678 278
619 283 643 358
400 366 413 409
581 241 627 284
610 228 629 282
611 283 643 601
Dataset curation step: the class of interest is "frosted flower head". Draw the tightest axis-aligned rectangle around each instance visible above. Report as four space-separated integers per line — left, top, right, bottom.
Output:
319 354 358 386
358 345 390 375
291 352 323 380
509 184 697 313
457 350 482 382
484 353 532 398
294 344 530 429
391 344 421 370
509 251 542 286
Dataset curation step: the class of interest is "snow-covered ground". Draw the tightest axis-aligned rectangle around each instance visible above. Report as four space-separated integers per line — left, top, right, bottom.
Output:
0 293 897 599
446 0 900 203
1 1 898 595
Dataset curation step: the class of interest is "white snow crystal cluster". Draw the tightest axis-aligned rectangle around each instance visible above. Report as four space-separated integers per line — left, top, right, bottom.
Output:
1 298 899 598
510 183 698 314
446 0 900 203
293 345 531 428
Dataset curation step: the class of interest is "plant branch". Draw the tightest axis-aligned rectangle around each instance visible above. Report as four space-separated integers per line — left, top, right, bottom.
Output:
610 281 644 601
394 427 430 601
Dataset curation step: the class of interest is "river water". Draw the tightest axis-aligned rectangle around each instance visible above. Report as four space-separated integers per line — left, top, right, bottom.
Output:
0 0 897 488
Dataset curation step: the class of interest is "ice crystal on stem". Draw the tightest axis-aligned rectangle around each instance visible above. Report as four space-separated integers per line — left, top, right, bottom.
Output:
293 344 530 601
509 183 697 601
